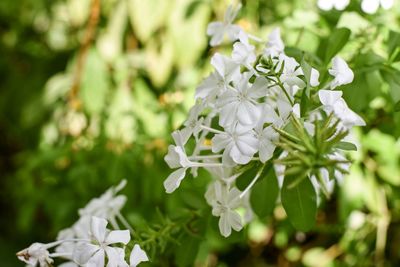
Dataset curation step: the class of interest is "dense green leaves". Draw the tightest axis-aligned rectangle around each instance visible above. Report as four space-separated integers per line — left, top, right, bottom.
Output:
281 175 317 231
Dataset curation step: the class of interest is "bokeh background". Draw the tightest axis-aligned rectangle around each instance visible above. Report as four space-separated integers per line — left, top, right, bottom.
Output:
1 0 400 266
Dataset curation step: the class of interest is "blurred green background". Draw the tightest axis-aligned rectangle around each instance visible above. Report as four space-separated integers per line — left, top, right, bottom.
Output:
1 0 400 266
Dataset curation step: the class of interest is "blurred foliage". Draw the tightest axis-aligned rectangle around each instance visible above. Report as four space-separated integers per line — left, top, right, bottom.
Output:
1 0 400 266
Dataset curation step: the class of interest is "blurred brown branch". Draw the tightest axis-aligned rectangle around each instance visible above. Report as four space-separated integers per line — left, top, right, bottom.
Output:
69 0 101 110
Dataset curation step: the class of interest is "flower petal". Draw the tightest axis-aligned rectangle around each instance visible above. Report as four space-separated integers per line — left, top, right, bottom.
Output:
130 244 149 267
105 230 130 245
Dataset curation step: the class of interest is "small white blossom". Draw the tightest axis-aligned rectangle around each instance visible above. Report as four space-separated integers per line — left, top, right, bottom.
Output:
232 32 256 68
317 0 350 11
264 28 284 57
276 54 305 88
212 124 258 165
207 4 242 46
319 90 366 127
78 180 127 221
17 243 53 267
361 0 394 14
329 56 354 89
218 74 268 127
205 181 243 237
73 217 130 267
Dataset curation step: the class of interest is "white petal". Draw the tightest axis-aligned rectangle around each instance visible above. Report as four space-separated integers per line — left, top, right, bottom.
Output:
211 133 231 153
91 217 108 243
130 244 149 267
105 247 122 267
105 230 130 245
318 89 343 106
86 249 105 267
361 0 380 14
227 210 243 231
164 168 187 193
73 243 99 265
218 213 232 237
310 68 320 87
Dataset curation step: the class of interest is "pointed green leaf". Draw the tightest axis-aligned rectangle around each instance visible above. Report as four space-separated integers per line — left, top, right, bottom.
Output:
335 141 357 151
325 28 351 63
281 175 317 231
250 168 279 218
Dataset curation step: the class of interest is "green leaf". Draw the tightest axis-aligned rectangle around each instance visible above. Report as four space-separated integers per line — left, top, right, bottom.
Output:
236 162 259 191
388 30 400 62
175 234 200 266
281 175 317 231
335 141 357 151
80 49 110 115
250 167 279 218
381 67 400 103
325 28 351 63
395 101 400 112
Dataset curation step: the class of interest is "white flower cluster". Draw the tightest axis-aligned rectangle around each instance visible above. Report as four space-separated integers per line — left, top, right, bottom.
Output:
164 4 365 237
17 181 148 267
317 0 394 14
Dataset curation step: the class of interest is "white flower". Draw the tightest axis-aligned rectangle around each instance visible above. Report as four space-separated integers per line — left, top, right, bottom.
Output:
180 104 204 143
232 32 256 68
217 75 268 127
329 56 354 89
207 4 242 46
212 124 258 165
212 53 241 85
361 0 393 13
264 28 284 57
73 217 130 267
78 180 127 220
164 145 191 169
319 89 366 127
256 126 279 163
205 181 243 237
195 72 226 104
129 244 149 267
17 243 53 267
317 0 350 11
276 54 305 88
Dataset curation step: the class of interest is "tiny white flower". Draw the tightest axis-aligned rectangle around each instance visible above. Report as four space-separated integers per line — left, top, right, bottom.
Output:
232 32 256 68
205 181 243 237
211 53 241 85
212 124 258 165
73 217 130 267
78 180 127 221
218 74 268 127
264 28 284 58
207 4 242 46
329 56 354 89
195 72 226 104
17 243 53 267
319 89 366 127
361 0 380 13
164 145 191 169
257 126 279 163
317 0 350 11
129 244 149 267
276 54 305 88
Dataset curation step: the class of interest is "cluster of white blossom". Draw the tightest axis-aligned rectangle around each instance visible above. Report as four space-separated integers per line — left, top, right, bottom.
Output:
17 181 148 267
164 4 365 237
317 0 394 14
